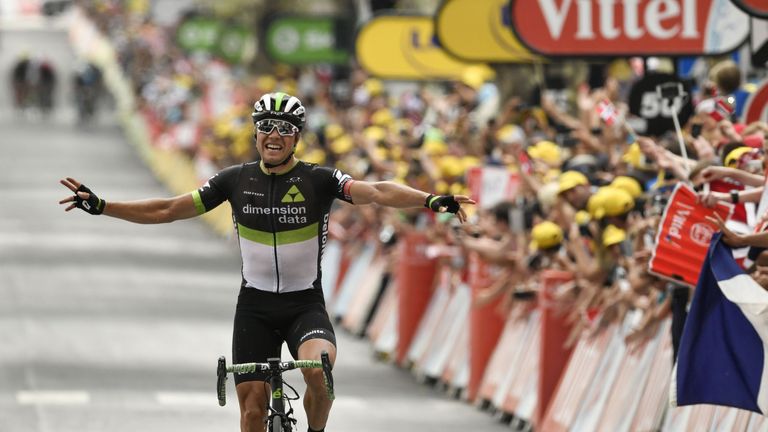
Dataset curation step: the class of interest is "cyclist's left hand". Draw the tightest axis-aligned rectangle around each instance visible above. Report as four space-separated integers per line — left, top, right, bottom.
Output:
427 194 476 223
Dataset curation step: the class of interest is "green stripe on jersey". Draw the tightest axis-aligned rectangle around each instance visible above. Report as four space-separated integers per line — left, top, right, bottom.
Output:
274 92 286 111
238 222 318 246
191 190 206 215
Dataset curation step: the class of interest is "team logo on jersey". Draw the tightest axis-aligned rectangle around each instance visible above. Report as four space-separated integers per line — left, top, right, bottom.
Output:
281 185 305 203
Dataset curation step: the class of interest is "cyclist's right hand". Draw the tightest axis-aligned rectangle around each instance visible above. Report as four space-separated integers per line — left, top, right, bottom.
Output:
59 177 105 215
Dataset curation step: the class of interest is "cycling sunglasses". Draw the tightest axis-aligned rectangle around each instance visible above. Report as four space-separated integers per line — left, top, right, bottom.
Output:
255 119 299 136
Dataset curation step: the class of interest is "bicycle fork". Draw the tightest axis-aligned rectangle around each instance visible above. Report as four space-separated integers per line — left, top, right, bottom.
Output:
267 358 293 432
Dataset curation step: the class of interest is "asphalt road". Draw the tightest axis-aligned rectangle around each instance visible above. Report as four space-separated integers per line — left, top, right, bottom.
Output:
0 12 512 432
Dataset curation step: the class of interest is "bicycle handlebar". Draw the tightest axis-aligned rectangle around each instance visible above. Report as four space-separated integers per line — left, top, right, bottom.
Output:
228 359 322 374
216 351 335 407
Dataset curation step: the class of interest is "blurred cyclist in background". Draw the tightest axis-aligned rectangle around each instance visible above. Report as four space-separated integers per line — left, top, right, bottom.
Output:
10 54 56 117
59 92 475 432
73 61 103 123
11 54 31 113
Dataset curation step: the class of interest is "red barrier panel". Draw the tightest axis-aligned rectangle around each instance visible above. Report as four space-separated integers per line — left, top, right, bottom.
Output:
629 320 672 432
334 247 352 295
467 253 506 402
395 232 438 365
535 270 574 426
341 255 386 334
478 306 531 402
540 325 617 432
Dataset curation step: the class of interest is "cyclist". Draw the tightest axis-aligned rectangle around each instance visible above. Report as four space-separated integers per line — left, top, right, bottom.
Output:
59 92 474 432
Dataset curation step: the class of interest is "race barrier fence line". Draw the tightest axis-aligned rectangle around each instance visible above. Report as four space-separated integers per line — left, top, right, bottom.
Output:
328 234 768 431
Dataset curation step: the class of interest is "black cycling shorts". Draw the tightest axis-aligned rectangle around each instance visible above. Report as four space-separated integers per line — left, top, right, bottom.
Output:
232 287 336 384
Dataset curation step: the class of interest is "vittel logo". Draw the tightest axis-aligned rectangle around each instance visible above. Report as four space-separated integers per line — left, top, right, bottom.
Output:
510 0 749 56
537 0 700 41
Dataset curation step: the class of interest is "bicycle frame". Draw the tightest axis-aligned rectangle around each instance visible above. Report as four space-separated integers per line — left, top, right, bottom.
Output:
217 352 334 432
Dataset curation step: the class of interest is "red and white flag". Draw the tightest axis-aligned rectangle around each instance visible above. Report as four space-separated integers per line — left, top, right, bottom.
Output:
712 96 735 122
597 99 618 126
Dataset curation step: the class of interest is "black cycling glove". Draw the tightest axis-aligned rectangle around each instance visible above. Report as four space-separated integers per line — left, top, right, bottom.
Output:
74 184 105 215
425 194 461 214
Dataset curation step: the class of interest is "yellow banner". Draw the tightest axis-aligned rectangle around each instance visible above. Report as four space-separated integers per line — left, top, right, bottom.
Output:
356 15 492 80
436 0 540 63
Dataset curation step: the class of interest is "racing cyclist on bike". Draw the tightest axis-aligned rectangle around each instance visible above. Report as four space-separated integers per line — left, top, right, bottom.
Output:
59 92 474 432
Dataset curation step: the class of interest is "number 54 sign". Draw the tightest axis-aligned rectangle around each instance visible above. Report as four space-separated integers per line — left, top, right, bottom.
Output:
628 73 693 136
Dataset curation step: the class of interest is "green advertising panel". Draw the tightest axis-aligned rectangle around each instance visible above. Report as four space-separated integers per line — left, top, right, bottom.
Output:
176 17 256 64
177 18 221 52
216 26 257 64
265 16 350 65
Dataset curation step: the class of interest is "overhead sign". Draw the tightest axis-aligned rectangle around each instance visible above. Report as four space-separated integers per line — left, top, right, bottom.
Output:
751 17 768 66
264 16 351 65
435 0 539 63
732 0 768 18
176 17 256 64
628 73 693 136
509 0 750 57
741 77 768 124
356 15 492 80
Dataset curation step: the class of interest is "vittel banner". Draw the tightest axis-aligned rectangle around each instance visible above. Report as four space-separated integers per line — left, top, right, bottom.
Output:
509 0 750 57
731 0 768 19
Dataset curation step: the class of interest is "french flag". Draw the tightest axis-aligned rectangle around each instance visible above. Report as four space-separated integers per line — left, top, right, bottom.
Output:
671 233 768 414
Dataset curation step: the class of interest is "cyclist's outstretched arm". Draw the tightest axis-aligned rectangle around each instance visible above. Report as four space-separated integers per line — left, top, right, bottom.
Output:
348 180 475 223
59 177 199 224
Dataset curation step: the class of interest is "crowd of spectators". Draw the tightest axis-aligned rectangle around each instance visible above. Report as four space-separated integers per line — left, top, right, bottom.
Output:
80 1 768 358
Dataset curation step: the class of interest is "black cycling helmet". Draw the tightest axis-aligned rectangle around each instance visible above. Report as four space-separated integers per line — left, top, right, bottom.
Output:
251 92 306 131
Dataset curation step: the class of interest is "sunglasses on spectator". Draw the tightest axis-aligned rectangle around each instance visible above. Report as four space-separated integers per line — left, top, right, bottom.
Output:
255 119 299 136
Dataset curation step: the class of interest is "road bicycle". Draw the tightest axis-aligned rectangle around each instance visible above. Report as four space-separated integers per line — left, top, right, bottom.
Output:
217 351 335 432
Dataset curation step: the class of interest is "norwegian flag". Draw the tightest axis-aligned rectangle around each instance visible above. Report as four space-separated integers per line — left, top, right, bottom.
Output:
597 99 619 126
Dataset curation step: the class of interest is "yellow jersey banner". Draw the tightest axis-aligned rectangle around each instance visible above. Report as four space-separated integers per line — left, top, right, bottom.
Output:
356 15 492 80
435 0 540 63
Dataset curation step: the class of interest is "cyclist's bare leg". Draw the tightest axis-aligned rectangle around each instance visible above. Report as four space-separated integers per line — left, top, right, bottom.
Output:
236 381 269 432
298 339 336 431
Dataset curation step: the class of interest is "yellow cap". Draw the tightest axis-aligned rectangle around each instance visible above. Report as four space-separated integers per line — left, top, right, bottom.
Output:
603 224 627 247
371 109 393 127
575 210 591 226
528 140 561 165
325 123 344 141
496 124 525 144
587 187 609 219
438 155 465 178
621 142 644 169
530 221 564 250
423 140 447 156
364 78 384 96
390 118 413 135
462 156 481 171
435 180 449 194
460 65 494 90
449 182 466 196
610 176 643 198
255 74 277 91
590 187 634 219
330 135 354 155
725 146 754 167
363 126 387 142
557 171 589 194
302 148 327 165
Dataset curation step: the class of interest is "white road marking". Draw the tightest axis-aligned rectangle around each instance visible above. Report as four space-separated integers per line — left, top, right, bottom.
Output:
155 391 217 406
16 390 90 405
